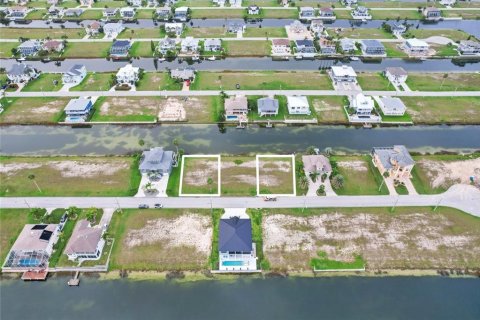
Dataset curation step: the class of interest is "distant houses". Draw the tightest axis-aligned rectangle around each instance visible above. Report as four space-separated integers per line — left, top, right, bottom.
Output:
62 64 87 85
64 219 105 261
64 98 93 123
139 147 175 175
457 40 480 56
371 145 415 179
247 5 260 15
423 7 442 21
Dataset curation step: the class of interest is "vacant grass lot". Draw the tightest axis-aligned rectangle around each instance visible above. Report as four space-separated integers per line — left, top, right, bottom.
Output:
70 72 114 91
191 8 243 18
0 209 30 264
0 42 18 58
223 40 271 56
109 209 212 271
0 156 140 196
92 0 125 8
21 73 63 92
136 72 182 91
181 157 220 195
1 28 86 39
129 42 154 57
357 72 394 91
91 97 160 122
257 157 295 195
331 155 388 195
406 73 480 91
185 27 234 38
328 28 394 39
370 10 422 20
384 42 408 58
309 96 348 124
63 42 111 58
243 27 287 38
262 9 297 19
442 10 480 19
0 97 68 124
401 96 480 124
221 156 257 196
405 29 471 42
118 28 166 39
26 9 47 20
192 71 333 90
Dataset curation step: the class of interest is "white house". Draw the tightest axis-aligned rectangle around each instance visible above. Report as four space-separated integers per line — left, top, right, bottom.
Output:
180 37 199 53
116 64 140 85
271 38 291 55
247 5 260 15
128 0 142 7
7 63 39 84
64 219 105 261
62 64 87 85
350 93 374 116
103 8 118 18
120 7 136 19
204 38 222 52
351 6 371 20
299 7 316 20
403 38 430 55
174 7 188 21
103 23 124 38
158 37 177 54
164 22 183 36
457 40 480 56
287 96 310 115
310 19 324 36
330 65 357 83
384 67 408 85
377 97 406 116
340 38 356 52
64 98 93 122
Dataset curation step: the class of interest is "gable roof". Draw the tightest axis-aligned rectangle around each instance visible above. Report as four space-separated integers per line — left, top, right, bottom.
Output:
64 220 103 255
372 145 415 169
8 63 36 76
139 147 174 171
219 217 252 252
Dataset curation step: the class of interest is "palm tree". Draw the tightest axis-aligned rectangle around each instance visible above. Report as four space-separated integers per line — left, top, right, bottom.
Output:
86 207 98 224
28 174 42 193
331 174 345 190
207 177 213 193
299 176 309 190
173 138 179 155
440 73 448 89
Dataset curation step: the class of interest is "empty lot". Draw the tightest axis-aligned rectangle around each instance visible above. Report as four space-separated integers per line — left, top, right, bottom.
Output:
221 156 257 196
257 156 295 195
181 156 220 195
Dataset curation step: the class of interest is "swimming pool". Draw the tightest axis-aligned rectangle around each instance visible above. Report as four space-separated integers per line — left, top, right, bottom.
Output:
18 258 40 267
222 261 244 267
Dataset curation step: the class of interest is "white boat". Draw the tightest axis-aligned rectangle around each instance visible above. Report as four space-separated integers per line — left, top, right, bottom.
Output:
350 56 359 61
207 56 216 61
17 57 26 62
192 55 200 61
158 58 166 62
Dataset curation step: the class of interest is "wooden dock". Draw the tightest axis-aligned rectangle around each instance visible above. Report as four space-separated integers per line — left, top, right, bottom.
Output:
22 270 48 281
67 271 80 286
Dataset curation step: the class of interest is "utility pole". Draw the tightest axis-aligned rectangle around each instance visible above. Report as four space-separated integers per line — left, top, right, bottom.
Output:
433 196 442 212
24 199 31 209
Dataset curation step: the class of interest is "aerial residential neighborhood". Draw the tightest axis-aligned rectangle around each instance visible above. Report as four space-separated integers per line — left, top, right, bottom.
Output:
0 0 479 319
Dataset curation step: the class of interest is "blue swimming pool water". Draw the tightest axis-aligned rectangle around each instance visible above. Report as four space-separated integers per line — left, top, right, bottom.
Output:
18 259 40 267
222 261 244 267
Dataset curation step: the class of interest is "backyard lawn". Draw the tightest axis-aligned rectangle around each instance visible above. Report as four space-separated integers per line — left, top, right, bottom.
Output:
129 42 154 57
357 72 394 91
0 97 68 124
25 9 47 20
243 27 287 38
404 29 471 42
70 72 115 91
328 28 394 39
118 28 166 39
1 28 86 39
91 97 160 122
136 72 182 91
221 156 257 196
63 42 111 58
181 156 220 195
191 8 244 18
21 73 63 92
370 10 422 20
406 73 480 91
384 42 408 58
0 156 140 196
257 156 295 195
0 209 30 264
309 96 348 124
223 40 271 56
0 42 18 58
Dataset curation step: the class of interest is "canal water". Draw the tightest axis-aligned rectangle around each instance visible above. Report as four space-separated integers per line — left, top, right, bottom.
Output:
1 125 479 156
1 277 479 319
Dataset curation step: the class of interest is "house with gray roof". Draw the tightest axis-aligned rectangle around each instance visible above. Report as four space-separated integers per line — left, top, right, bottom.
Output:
384 67 408 84
17 40 42 57
377 97 406 116
139 147 175 174
204 38 222 52
63 64 87 85
170 68 196 82
156 7 171 21
64 219 105 261
7 63 39 84
360 39 385 56
458 40 480 56
371 145 415 179
158 37 177 55
340 38 356 52
257 97 279 117
64 98 93 123
302 155 332 174
110 40 131 58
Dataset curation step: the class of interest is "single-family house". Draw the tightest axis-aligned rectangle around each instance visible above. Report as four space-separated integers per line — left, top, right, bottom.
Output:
180 37 199 53
271 38 291 55
164 22 183 36
361 39 385 56
79 0 92 6
224 96 248 121
17 40 42 56
351 6 371 20
47 0 59 4
48 5 62 18
402 38 430 55
116 64 139 85
42 40 64 53
128 0 142 7
248 5 260 15
219 209 257 272
440 0 456 6
287 95 310 115
139 147 175 174
227 22 246 33
310 19 324 35
371 145 415 179
120 7 136 20
85 20 101 36
377 97 406 116
287 20 310 40
392 23 407 36
147 0 159 7
158 37 177 54
299 7 315 20
319 7 335 20
423 7 441 20
174 6 188 22
204 38 222 52
156 7 171 21
384 67 408 84
2 224 60 270
318 38 336 55
62 64 87 85
103 23 124 38
110 40 131 58
213 0 226 6
330 65 357 83
64 219 105 261
342 0 358 6
257 97 279 117
170 68 196 82
6 6 28 20
350 93 374 116
64 8 84 18
340 38 356 52
302 155 332 174
457 40 480 56
64 98 93 122
7 63 39 84
295 39 316 55
103 8 118 18
228 0 242 7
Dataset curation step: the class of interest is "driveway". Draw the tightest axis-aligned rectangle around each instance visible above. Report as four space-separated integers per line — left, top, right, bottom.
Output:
135 173 170 198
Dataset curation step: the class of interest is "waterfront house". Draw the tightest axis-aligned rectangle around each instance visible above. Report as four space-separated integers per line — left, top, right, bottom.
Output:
79 0 92 6
64 8 83 18
120 7 135 20
204 38 222 52
219 209 257 272
170 68 196 82
64 219 105 261
174 6 188 22
103 8 118 18
110 40 131 58
302 155 332 174
156 7 171 21
371 145 415 179
318 38 336 55
164 22 184 36
229 0 242 7
286 20 310 40
148 0 160 6
116 64 139 85
17 40 42 56
48 5 63 18
402 38 430 55
287 95 310 115
128 0 142 7
213 0 226 6
227 22 246 33
310 19 324 36
62 64 87 85
392 23 407 36
2 224 60 270
299 7 315 20
440 0 456 6
342 0 358 6
180 37 199 53
351 6 372 20
103 23 124 38
139 147 175 174
158 37 177 55
257 97 279 117
42 40 64 53
64 98 93 122
295 39 316 56
340 38 356 52
248 5 260 15
360 39 385 56
330 65 357 83
47 0 58 4
224 96 248 121
350 93 374 116
7 63 39 84
423 7 441 21
271 38 291 55
319 7 335 20
85 20 101 36
377 97 406 116
457 40 480 56
384 67 408 84
6 6 28 20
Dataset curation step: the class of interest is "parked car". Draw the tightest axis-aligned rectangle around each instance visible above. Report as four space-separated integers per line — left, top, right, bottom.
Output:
154 203 163 209
138 204 149 209
263 196 277 201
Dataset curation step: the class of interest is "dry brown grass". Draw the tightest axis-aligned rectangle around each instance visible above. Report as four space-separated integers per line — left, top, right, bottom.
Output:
257 157 295 195
0 97 69 124
221 156 257 196
181 157 219 194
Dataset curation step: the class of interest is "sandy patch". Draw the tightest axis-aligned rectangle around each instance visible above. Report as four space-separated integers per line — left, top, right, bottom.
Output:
0 162 43 175
418 158 480 188
99 98 158 116
30 104 62 114
48 160 129 178
221 160 257 170
124 214 212 255
259 160 292 173
337 160 368 172
158 97 187 121
184 159 218 186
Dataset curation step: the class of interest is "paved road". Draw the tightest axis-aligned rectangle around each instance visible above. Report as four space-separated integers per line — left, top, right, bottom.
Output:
4 90 480 98
1 185 479 216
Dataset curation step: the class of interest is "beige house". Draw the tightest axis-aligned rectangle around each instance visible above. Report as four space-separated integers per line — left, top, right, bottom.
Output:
224 96 248 121
371 145 415 179
302 155 332 174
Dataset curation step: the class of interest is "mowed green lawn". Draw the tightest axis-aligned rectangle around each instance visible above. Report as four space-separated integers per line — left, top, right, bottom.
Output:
70 72 115 91
406 73 480 91
117 28 166 39
190 8 243 18
0 42 18 58
405 29 471 42
21 73 63 92
0 209 30 264
243 27 287 38
223 40 271 56
0 97 69 124
192 71 333 90
328 28 394 39
1 28 86 39
0 156 140 196
63 42 111 58
130 42 154 57
357 73 394 91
